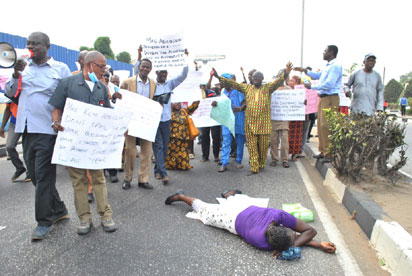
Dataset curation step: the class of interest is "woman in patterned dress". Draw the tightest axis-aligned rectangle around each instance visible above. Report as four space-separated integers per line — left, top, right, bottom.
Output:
166 101 200 170
287 76 305 160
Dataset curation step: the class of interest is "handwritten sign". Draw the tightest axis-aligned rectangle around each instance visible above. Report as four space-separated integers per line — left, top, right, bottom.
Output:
113 89 162 142
171 71 203 103
52 99 131 169
306 89 319 114
142 33 186 70
191 97 220 127
271 89 306 121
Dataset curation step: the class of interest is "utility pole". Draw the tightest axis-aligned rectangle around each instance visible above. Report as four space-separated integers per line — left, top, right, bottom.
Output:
300 0 305 68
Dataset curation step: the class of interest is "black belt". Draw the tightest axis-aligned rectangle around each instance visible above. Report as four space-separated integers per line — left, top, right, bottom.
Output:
319 94 338 98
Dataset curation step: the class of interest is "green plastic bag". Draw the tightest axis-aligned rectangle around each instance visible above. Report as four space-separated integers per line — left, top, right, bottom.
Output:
282 203 314 222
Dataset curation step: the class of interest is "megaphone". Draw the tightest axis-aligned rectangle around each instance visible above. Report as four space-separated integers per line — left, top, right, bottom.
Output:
0 42 33 68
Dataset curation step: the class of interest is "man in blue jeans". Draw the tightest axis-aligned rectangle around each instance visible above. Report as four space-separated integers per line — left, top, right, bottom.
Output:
213 73 246 172
141 48 189 185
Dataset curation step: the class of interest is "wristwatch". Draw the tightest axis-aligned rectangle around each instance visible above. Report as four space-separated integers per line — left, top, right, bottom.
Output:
51 121 60 127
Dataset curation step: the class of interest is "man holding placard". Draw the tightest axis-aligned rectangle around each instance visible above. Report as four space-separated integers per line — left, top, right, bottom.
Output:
212 63 293 175
150 49 189 185
121 46 156 190
49 51 121 235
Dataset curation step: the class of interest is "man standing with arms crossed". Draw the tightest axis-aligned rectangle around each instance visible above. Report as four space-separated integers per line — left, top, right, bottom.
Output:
6 32 70 240
294 45 342 163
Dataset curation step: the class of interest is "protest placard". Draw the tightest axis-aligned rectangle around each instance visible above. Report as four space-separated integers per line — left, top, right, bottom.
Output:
305 89 319 114
210 94 235 135
271 89 306 121
142 34 186 70
171 71 203 103
52 99 131 169
112 89 162 142
191 97 220 127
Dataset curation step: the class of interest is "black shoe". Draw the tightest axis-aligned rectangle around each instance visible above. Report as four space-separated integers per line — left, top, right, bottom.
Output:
110 175 119 183
12 168 26 182
138 182 153 189
87 193 94 203
122 180 131 190
165 190 184 205
313 153 325 159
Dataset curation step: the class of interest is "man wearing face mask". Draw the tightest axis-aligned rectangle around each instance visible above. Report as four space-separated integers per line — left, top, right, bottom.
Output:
5 32 71 241
49 51 121 235
211 63 293 175
121 45 156 190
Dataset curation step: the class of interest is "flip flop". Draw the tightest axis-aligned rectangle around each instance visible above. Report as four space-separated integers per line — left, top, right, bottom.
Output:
165 190 185 205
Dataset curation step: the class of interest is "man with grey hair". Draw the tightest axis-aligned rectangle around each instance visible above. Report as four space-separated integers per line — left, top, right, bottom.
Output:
49 50 121 235
212 63 293 175
345 54 384 115
6 32 71 241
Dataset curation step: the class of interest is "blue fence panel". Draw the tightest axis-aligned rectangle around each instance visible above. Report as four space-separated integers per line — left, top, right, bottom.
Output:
0 32 132 76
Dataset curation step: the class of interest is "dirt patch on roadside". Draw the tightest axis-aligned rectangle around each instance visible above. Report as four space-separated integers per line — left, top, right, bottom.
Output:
340 171 412 235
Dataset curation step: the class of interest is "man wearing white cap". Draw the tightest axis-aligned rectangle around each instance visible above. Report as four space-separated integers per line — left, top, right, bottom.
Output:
345 54 384 115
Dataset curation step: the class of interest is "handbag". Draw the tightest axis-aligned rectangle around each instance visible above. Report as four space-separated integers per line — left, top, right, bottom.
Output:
182 109 199 140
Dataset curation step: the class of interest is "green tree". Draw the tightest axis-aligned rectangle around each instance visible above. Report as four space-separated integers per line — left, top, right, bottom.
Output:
344 62 359 77
400 71 412 86
403 80 412 98
94 37 114 59
116 51 131 63
79 46 93 51
384 79 403 103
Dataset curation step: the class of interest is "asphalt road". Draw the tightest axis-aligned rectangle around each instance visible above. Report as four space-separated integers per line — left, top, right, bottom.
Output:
0 145 347 276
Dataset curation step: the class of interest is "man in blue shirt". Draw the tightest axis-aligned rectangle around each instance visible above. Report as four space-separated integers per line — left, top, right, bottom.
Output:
213 73 246 172
6 32 71 240
400 96 408 116
294 45 342 162
150 50 189 185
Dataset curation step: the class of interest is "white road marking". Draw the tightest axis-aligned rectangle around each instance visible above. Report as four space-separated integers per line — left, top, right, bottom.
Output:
296 162 363 276
0 226 6 231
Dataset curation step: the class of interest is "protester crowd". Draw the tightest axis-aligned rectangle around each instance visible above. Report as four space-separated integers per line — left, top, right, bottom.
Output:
1 31 386 259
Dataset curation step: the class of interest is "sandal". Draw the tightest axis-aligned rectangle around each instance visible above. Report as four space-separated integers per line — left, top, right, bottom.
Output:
282 162 290 168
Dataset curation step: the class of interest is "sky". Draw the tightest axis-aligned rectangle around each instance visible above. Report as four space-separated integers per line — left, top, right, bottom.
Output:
1 0 411 83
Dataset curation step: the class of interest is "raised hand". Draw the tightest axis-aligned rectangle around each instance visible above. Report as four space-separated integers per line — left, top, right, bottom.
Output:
211 68 218 78
185 49 189 56
285 62 293 74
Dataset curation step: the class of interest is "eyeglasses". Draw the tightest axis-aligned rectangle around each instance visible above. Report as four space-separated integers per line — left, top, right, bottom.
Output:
93 62 107 70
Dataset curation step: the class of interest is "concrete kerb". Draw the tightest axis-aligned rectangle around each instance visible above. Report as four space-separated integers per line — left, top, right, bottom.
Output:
303 142 412 275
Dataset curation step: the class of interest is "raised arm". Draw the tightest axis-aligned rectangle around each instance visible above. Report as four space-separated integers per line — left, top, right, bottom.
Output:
267 62 293 93
240 66 247 84
134 45 143 75
168 49 190 90
211 68 247 93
